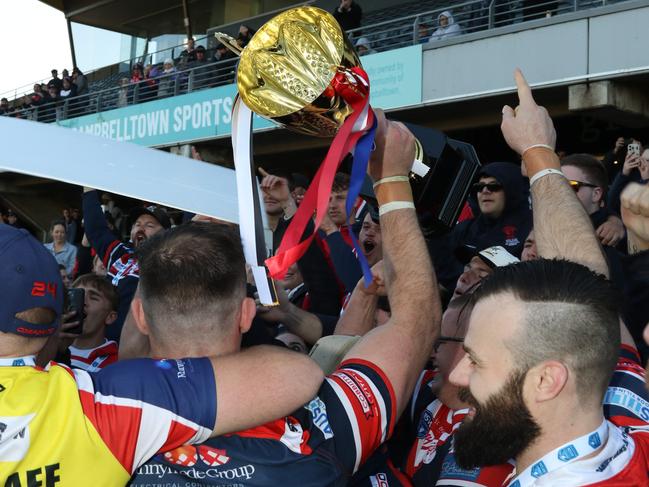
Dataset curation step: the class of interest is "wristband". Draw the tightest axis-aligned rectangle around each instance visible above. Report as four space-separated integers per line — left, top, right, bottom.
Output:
373 175 410 189
379 201 415 216
374 181 413 207
522 146 561 179
529 168 565 187
522 144 555 155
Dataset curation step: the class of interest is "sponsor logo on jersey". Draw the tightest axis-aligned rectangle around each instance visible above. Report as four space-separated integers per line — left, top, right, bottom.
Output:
589 432 602 449
3 463 60 486
604 386 649 422
0 414 34 462
335 371 373 418
139 461 256 481
416 409 433 439
305 397 333 439
198 446 230 466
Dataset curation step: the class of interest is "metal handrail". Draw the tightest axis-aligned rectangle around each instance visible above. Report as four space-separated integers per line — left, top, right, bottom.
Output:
0 0 634 115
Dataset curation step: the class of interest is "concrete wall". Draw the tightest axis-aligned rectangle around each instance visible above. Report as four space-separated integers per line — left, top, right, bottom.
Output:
421 3 649 104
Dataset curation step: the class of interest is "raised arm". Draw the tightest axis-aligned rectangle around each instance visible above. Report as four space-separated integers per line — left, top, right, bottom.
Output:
82 187 122 265
501 70 609 278
342 112 440 416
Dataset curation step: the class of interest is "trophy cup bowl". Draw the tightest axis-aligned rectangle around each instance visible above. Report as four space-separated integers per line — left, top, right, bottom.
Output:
235 6 362 137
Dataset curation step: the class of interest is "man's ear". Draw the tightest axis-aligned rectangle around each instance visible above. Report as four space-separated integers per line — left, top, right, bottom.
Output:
527 360 569 403
130 294 151 336
104 310 118 327
592 187 604 205
238 297 256 335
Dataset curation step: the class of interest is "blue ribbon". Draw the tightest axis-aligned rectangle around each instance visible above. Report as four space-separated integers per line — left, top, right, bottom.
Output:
346 113 377 286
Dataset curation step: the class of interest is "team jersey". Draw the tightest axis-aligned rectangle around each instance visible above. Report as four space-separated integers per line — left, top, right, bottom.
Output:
354 345 649 487
68 339 118 372
0 356 216 486
129 359 396 487
82 190 139 341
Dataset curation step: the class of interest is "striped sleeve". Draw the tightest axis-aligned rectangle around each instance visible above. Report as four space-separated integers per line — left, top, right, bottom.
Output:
604 345 649 427
321 359 397 474
74 357 216 474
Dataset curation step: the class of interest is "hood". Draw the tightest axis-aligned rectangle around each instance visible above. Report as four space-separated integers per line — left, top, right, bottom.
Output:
478 162 529 216
438 10 455 25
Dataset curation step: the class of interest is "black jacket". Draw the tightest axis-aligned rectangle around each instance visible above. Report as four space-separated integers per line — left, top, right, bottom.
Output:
431 162 532 290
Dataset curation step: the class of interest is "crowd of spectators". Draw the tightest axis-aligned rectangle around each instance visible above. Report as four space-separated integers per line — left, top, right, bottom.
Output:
2 67 649 485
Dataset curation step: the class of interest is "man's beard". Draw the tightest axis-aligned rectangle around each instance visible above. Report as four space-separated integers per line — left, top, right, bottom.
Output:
453 369 541 469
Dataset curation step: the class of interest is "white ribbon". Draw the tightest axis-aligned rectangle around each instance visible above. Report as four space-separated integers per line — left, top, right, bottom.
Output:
231 97 277 306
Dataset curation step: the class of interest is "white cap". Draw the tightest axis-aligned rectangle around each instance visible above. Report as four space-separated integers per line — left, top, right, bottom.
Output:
478 246 520 268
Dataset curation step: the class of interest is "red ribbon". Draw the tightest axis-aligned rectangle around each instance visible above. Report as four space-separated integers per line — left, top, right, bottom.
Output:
265 68 370 279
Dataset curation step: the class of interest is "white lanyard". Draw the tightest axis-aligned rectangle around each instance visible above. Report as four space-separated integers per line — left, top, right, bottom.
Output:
0 356 37 367
507 420 608 487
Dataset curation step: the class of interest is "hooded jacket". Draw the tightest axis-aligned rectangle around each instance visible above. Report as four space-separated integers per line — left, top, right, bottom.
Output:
430 162 532 290
429 11 462 42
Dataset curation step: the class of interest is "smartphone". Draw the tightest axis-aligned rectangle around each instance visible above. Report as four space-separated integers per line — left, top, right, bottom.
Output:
628 143 641 158
66 288 85 335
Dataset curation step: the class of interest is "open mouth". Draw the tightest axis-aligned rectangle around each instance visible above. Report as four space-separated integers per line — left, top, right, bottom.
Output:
135 232 146 245
362 240 375 254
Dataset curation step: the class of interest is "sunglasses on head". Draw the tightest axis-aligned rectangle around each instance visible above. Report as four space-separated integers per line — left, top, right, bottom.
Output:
568 180 598 192
472 182 503 193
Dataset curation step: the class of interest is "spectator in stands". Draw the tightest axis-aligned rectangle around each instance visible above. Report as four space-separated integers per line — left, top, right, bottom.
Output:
333 0 362 32
44 220 77 277
41 85 62 122
62 207 78 244
67 273 119 372
429 11 463 42
178 37 196 66
417 23 430 43
30 83 46 107
355 36 376 55
522 0 558 20
213 42 233 62
157 59 178 98
0 97 8 115
141 64 160 101
130 64 144 84
117 78 130 107
59 77 77 102
48 68 63 93
608 147 649 215
188 45 212 89
237 25 255 48
72 67 88 96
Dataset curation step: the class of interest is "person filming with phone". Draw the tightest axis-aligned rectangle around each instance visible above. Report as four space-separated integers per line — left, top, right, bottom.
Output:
609 142 649 214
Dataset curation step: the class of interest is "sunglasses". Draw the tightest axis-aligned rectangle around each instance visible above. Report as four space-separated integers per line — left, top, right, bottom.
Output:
433 335 464 352
472 182 503 193
568 180 598 192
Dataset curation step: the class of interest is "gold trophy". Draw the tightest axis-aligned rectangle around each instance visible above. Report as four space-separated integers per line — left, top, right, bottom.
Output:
217 6 365 137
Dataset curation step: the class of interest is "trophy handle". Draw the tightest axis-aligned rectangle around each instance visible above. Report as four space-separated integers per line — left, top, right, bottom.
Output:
214 32 243 57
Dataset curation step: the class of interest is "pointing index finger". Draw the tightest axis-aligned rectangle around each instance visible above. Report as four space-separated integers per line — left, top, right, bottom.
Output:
514 69 535 107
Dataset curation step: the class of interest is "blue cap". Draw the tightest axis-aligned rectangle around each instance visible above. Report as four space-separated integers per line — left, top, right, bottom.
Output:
0 225 63 337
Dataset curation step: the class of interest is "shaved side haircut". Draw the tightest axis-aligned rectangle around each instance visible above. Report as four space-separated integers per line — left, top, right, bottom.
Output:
136 222 247 342
472 259 619 404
